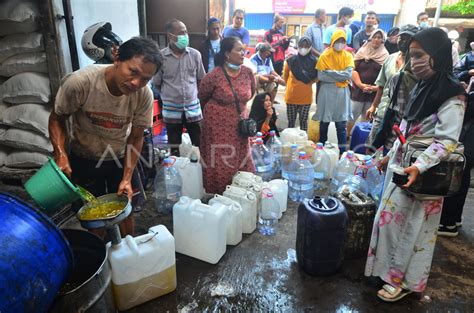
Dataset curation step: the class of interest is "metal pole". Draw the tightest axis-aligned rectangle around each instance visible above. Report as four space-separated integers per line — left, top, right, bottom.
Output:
433 0 443 27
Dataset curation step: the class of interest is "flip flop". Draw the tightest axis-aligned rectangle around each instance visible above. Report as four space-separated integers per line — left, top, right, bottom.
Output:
377 284 413 302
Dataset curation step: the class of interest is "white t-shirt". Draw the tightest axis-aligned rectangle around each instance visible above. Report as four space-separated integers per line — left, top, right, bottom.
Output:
54 65 153 160
208 39 220 72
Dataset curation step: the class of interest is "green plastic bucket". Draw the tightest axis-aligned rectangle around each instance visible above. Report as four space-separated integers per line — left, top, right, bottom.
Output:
25 158 80 213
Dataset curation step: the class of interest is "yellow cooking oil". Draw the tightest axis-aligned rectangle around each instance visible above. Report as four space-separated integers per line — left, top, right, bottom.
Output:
77 185 98 203
78 201 126 220
112 265 177 311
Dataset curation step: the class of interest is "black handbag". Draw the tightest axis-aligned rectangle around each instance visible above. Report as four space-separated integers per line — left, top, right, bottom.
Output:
371 71 405 149
222 66 257 138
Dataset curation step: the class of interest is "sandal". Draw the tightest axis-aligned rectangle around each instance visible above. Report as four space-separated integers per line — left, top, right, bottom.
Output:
377 284 412 302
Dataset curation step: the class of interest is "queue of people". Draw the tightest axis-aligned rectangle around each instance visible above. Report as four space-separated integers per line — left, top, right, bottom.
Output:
48 7 472 305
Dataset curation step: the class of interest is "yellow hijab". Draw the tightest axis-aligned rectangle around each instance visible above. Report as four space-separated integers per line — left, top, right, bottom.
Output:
316 29 355 88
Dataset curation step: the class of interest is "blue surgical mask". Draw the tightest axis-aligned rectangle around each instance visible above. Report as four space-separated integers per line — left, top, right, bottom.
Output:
226 62 240 71
419 21 429 29
172 34 189 50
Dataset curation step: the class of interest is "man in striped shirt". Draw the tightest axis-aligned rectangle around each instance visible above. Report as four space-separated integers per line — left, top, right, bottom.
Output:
153 19 206 156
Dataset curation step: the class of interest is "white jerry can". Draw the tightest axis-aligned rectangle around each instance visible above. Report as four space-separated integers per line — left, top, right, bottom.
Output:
263 179 288 218
107 225 177 311
223 185 258 234
280 127 308 145
208 194 243 246
232 171 263 215
173 196 227 264
171 156 204 199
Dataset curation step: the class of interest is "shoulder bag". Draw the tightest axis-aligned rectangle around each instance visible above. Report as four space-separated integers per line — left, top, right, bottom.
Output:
395 133 465 198
221 66 257 138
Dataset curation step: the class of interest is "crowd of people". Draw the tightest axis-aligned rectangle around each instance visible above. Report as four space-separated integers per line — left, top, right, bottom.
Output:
48 6 474 304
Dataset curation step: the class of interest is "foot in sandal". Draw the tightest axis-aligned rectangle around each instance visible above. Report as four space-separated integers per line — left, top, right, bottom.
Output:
377 284 412 302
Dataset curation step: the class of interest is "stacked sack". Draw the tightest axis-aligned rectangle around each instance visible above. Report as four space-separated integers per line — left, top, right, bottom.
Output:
0 0 52 170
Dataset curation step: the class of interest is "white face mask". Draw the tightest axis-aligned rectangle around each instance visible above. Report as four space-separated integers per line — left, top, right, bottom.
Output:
299 48 310 56
333 43 345 51
344 17 352 25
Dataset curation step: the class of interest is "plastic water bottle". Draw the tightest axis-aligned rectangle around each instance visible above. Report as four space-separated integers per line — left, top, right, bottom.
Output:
153 158 182 214
330 150 357 194
266 130 282 173
337 174 369 195
312 143 331 198
282 143 298 180
252 138 275 181
365 158 384 204
258 192 280 235
288 151 314 201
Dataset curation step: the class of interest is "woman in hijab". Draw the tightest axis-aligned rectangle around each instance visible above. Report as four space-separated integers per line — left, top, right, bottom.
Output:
365 28 465 302
249 92 279 142
313 29 354 152
349 29 389 134
282 36 318 131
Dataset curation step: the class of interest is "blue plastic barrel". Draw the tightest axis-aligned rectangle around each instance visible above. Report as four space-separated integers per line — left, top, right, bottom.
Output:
350 122 372 154
0 193 73 313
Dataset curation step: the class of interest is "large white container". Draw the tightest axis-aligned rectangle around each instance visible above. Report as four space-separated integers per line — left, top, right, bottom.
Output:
107 225 177 311
223 185 258 234
179 133 201 159
324 142 340 178
208 194 243 246
232 171 263 214
172 156 204 199
173 196 227 264
280 127 308 145
264 179 288 218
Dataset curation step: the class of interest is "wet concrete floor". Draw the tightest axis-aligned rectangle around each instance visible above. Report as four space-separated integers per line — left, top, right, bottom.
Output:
124 189 474 313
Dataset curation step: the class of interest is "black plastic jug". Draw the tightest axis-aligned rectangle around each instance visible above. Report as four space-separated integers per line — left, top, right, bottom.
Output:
336 189 376 259
296 196 348 276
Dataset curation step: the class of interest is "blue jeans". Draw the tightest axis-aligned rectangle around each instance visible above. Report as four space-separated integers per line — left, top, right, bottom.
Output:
319 121 347 153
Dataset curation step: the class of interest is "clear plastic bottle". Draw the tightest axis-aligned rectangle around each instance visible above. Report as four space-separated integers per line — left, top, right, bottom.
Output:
312 143 331 198
282 143 298 180
258 192 280 236
252 138 275 181
288 151 315 202
330 150 357 194
153 158 182 214
266 130 282 174
337 174 369 195
365 158 384 205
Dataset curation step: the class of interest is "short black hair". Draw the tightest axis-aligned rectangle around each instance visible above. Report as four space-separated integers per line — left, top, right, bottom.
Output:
165 19 183 34
118 37 163 72
215 36 240 67
417 12 428 21
366 11 380 23
338 7 354 20
233 9 245 17
315 8 325 19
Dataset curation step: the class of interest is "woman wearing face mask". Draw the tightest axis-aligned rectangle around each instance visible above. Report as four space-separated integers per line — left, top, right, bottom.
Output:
198 37 256 194
384 27 400 54
249 92 279 142
349 29 389 135
365 27 465 302
282 36 318 131
313 29 354 152
366 24 419 152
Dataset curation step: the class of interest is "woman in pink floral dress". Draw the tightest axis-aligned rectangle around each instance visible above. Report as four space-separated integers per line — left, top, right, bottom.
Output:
198 37 256 194
365 28 466 302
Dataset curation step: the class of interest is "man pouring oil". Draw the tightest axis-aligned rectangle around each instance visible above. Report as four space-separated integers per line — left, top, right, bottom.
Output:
48 31 163 236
